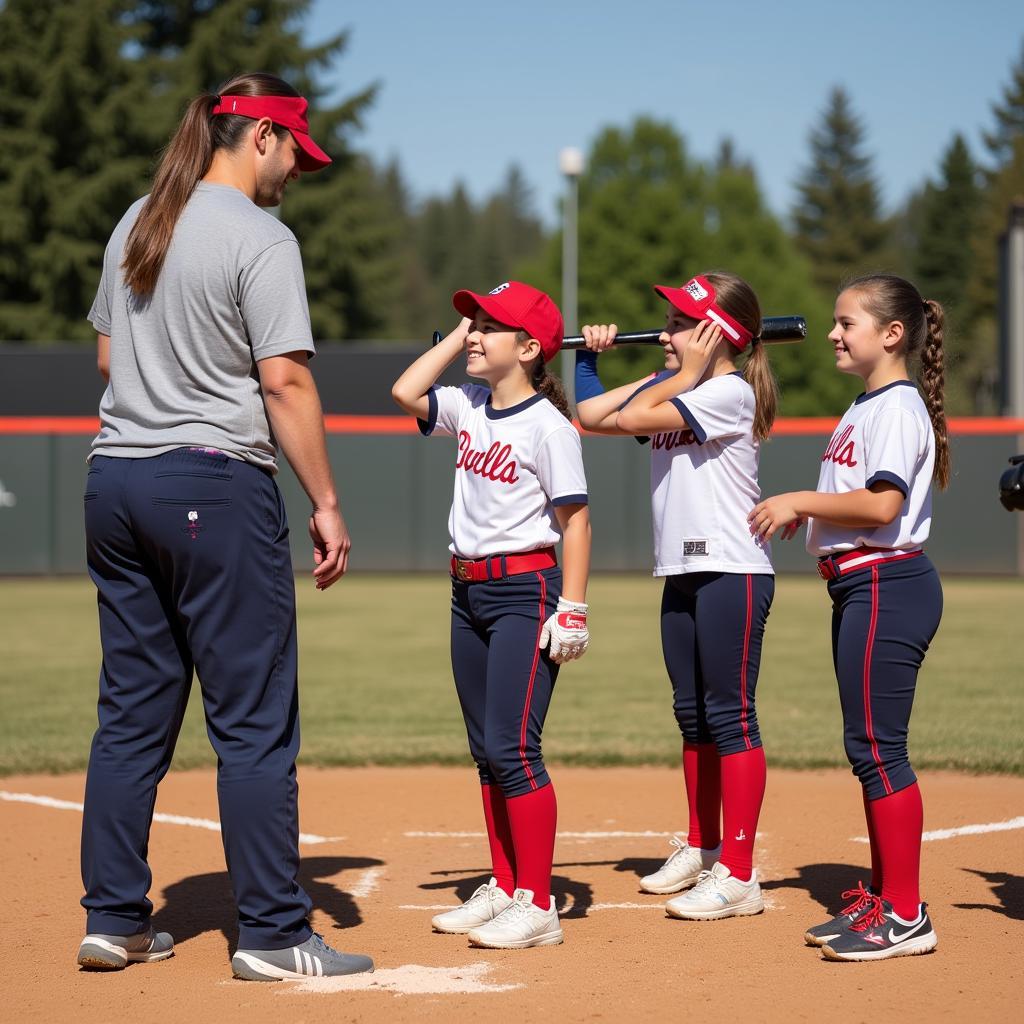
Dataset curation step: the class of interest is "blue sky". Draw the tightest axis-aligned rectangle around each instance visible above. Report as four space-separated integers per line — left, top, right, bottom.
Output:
309 0 1022 225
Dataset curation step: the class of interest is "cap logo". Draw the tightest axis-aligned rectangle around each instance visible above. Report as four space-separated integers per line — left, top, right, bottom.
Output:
232 100 237 111
684 279 709 301
488 282 511 296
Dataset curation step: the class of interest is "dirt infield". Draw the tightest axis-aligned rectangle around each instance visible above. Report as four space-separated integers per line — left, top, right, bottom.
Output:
2 766 1021 1022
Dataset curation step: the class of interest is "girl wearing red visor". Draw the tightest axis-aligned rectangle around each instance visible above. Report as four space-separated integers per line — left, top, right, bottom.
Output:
577 273 777 922
393 282 591 949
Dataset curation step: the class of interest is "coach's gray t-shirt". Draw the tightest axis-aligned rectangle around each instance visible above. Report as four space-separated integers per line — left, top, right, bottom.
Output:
88 182 315 473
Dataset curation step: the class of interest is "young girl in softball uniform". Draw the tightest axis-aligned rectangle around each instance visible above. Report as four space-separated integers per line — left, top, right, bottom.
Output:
750 274 947 961
576 272 778 922
392 281 591 950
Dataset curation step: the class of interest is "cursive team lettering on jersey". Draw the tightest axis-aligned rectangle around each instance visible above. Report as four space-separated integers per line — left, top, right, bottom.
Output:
457 430 521 484
652 428 697 450
822 423 859 467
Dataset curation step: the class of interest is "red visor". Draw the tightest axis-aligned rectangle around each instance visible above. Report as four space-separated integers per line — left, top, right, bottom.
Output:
452 281 564 363
212 94 331 172
653 275 754 350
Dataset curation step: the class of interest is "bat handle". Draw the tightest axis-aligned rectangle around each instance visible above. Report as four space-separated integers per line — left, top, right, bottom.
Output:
431 330 442 346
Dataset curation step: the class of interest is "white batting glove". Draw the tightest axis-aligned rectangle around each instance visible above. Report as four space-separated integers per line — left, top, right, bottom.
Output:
539 598 590 663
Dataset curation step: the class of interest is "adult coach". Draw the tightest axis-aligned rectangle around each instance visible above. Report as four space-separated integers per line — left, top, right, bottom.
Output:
76 72 373 982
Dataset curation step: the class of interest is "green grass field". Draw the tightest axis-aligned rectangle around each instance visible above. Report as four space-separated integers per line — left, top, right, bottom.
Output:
1 574 1020 776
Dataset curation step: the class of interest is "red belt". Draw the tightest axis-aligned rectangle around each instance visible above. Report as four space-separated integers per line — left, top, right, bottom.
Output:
451 547 557 582
817 546 924 581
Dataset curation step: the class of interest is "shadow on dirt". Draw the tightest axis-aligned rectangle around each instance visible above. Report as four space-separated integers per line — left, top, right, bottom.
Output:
760 862 869 914
152 855 384 952
955 868 1024 920
421 868 594 918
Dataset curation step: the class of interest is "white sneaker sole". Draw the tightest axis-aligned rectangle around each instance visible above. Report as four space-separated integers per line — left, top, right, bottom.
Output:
77 936 173 970
468 927 564 949
639 871 702 895
431 915 490 935
665 893 765 921
821 931 938 961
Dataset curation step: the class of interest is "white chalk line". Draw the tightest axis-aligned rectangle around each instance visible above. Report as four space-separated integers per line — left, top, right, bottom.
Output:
405 830 673 839
279 962 522 996
349 866 385 898
851 816 1024 844
0 790 343 846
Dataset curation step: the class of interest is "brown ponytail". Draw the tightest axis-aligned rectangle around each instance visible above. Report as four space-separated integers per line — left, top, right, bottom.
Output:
743 339 779 441
520 341 571 419
702 271 777 441
921 299 951 489
122 72 300 294
843 274 951 489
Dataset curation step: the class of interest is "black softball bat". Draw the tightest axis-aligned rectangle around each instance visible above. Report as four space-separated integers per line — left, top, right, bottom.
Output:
562 315 807 348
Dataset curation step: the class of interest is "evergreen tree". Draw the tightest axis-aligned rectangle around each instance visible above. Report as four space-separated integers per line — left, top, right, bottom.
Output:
908 135 980 412
792 87 889 293
521 117 856 413
0 0 390 341
982 40 1024 167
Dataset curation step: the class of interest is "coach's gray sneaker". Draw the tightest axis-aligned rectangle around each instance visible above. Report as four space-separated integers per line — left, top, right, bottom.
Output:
77 925 174 970
231 932 374 981
640 836 721 894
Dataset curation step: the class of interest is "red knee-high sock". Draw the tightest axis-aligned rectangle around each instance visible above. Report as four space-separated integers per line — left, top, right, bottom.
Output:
505 783 557 908
719 747 766 882
866 782 923 920
862 787 882 893
480 784 516 897
683 741 721 849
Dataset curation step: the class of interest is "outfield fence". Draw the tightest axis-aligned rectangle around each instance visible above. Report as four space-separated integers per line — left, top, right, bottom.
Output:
1 416 1022 575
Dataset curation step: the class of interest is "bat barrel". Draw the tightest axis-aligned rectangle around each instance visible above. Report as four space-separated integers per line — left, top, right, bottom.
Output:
560 315 806 348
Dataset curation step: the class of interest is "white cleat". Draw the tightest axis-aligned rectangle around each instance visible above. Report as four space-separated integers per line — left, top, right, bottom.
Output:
467 888 564 949
431 877 514 934
665 861 764 921
639 836 721 894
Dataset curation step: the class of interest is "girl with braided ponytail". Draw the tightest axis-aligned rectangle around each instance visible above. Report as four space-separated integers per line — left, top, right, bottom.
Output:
750 274 949 962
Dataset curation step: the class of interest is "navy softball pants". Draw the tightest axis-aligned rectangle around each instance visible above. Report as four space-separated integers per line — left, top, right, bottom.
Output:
450 567 561 797
828 554 943 800
660 572 775 755
81 450 312 950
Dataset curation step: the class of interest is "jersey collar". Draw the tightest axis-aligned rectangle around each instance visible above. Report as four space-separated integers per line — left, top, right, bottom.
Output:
485 392 546 419
854 379 916 405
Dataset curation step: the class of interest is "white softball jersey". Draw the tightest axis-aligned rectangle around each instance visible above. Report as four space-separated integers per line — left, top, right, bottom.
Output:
806 380 935 557
420 385 588 559
628 371 773 577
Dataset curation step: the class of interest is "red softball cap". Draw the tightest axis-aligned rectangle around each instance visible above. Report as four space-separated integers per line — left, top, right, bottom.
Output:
452 281 564 363
212 94 331 172
653 275 754 350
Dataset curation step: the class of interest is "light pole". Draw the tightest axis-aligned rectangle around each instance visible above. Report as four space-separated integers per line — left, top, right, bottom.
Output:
559 147 584 407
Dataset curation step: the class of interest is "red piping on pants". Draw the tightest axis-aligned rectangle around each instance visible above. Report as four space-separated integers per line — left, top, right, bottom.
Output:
738 574 754 750
519 572 547 791
863 565 893 795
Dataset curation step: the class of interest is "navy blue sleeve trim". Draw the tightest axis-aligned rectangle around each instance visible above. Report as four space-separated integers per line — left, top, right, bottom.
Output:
618 370 672 411
672 399 706 444
866 470 909 497
552 493 589 507
416 386 439 436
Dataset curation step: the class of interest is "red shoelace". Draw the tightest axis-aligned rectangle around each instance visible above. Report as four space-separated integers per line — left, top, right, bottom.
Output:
839 882 875 918
850 896 886 933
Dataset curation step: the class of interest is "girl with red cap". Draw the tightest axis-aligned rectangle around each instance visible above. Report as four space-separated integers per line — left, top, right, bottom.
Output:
392 281 591 949
576 272 778 922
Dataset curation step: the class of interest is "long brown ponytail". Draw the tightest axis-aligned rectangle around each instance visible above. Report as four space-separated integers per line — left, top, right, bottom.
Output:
122 72 300 294
703 271 777 441
843 274 951 489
